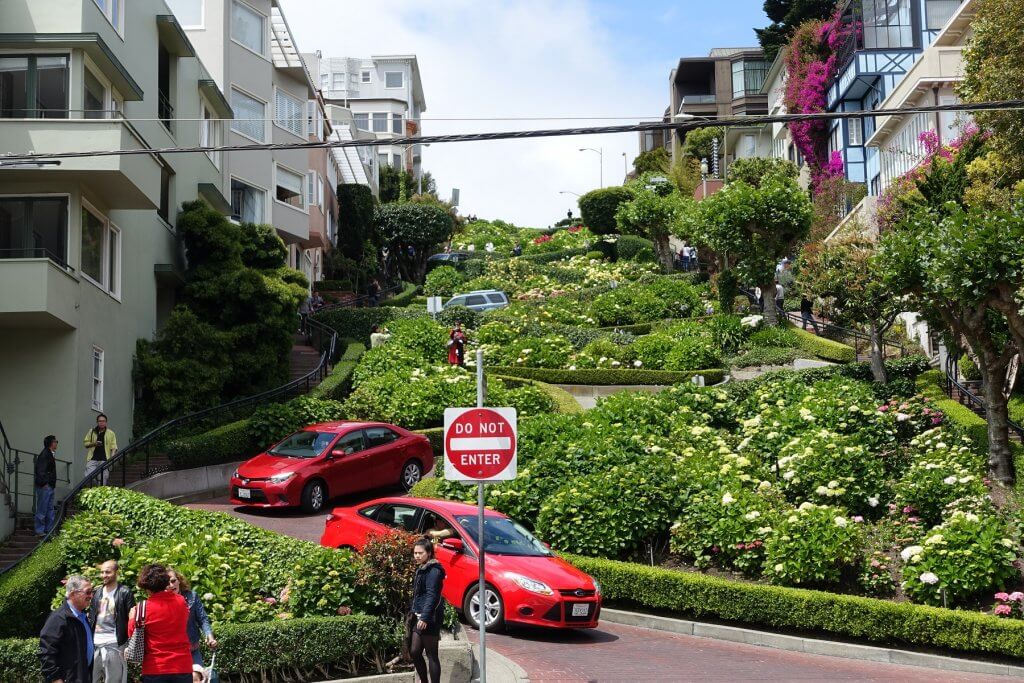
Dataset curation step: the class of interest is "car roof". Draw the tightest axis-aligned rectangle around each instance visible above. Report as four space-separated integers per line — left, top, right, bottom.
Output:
345 496 508 518
454 289 504 296
302 421 399 433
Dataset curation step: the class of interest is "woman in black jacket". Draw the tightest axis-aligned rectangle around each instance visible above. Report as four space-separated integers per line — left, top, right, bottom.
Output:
410 538 446 683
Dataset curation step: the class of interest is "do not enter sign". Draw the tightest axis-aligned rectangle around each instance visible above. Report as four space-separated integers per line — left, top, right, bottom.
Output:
444 407 517 482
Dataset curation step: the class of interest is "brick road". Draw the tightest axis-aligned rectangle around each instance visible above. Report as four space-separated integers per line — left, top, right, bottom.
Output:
187 495 1011 682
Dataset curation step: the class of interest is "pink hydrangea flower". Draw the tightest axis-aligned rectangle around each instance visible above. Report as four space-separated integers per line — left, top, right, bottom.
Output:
112 538 125 547
1009 592 1024 602
995 592 1010 601
994 604 1012 616
852 515 864 523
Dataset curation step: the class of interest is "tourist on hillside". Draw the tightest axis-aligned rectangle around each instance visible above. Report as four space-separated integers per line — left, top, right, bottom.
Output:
370 325 392 349
512 243 522 257
801 295 819 334
83 414 117 486
127 564 193 683
447 322 467 367
775 281 785 313
90 560 135 683
166 569 217 669
39 574 94 683
34 435 58 536
408 538 446 683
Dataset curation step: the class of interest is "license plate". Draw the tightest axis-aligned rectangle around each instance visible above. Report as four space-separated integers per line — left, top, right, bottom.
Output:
571 603 589 617
238 488 251 499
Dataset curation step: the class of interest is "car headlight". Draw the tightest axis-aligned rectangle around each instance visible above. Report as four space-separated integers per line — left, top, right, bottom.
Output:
269 472 295 484
593 580 601 596
232 469 240 479
507 573 553 596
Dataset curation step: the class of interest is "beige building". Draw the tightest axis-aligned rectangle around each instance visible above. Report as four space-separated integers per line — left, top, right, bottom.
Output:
0 0 232 531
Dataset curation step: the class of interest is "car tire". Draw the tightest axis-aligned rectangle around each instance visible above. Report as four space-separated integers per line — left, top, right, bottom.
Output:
400 459 423 491
300 479 327 513
463 583 505 633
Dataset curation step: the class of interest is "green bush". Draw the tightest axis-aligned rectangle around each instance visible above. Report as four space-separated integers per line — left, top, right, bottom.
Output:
382 281 419 307
516 247 590 264
0 541 65 638
762 504 864 588
729 346 802 368
487 366 725 386
310 341 366 400
313 307 425 345
789 327 857 363
247 395 346 449
748 326 799 348
164 418 259 470
959 355 982 381
578 186 635 235
566 554 1024 659
414 427 444 456
409 477 441 499
664 337 722 372
313 279 353 292
585 250 605 260
489 374 583 415
616 234 657 262
893 429 987 526
424 266 464 296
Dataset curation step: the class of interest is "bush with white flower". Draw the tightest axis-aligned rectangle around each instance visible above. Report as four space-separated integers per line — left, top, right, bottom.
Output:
763 503 864 587
893 432 988 527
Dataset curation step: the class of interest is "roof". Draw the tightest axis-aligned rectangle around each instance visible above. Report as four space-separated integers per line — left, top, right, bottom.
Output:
359 496 507 517
303 421 378 433
371 54 427 112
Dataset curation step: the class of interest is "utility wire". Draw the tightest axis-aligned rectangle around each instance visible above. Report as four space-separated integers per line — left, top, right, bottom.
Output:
1 99 1021 163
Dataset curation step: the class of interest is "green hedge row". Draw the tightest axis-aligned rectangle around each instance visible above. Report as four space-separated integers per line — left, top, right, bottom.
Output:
0 615 398 682
488 366 725 386
518 247 590 264
314 307 483 344
789 326 857 363
164 418 258 471
0 541 65 638
382 281 420 307
490 374 583 415
567 554 1024 659
313 279 353 292
310 341 366 400
415 427 444 457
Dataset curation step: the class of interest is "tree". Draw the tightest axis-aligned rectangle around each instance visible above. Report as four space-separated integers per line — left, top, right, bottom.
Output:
374 203 456 283
578 186 635 235
336 183 377 259
633 148 670 176
756 0 836 61
615 175 686 273
678 165 812 326
681 126 724 164
378 166 436 203
796 238 899 382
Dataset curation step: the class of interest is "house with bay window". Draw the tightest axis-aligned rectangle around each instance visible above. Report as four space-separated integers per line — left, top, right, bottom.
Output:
0 0 232 524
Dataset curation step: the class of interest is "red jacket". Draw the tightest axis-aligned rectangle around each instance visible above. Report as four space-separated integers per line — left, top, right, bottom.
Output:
127 591 193 675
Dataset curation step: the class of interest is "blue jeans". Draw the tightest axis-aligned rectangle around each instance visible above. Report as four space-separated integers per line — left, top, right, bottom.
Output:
34 485 55 534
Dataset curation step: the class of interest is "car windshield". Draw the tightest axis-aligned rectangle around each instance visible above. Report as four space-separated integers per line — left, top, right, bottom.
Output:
269 431 335 458
454 515 551 556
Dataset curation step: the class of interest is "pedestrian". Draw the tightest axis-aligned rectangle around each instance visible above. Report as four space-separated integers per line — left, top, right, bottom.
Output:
774 281 785 313
127 564 193 683
447 322 467 367
90 560 135 683
39 574 94 683
166 569 217 670
754 286 764 313
512 243 522 257
408 538 445 683
368 279 381 307
83 414 117 486
370 325 391 349
680 242 691 271
34 435 58 536
801 295 819 334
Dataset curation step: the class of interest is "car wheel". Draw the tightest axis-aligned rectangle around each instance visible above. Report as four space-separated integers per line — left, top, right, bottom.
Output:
400 459 423 491
301 479 327 513
463 583 505 633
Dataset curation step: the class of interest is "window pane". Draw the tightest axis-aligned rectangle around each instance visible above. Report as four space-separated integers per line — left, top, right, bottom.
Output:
385 72 403 88
81 208 105 284
231 0 265 54
167 0 203 26
84 68 106 119
333 73 345 89
392 114 403 134
230 88 265 141
231 179 265 222
108 228 119 295
276 166 304 208
354 112 369 130
361 71 371 83
731 61 744 99
371 113 388 132
0 57 29 118
36 56 68 119
926 0 960 29
393 153 401 169
275 89 304 137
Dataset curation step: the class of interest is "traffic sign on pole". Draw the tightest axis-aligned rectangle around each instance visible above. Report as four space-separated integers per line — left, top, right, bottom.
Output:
443 407 517 482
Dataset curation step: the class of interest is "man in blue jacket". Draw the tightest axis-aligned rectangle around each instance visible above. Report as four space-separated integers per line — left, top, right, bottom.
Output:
39 574 94 683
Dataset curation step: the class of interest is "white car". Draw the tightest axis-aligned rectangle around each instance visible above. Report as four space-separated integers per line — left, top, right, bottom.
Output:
445 290 510 312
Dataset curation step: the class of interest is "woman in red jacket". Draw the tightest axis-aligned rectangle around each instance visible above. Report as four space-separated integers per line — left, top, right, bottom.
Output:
127 564 194 682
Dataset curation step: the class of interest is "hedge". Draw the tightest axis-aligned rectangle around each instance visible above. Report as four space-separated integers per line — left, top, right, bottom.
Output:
490 374 583 415
517 247 590 264
313 279 353 293
578 186 634 235
415 427 444 456
410 477 441 499
566 554 1024 659
487 366 725 387
382 281 419 307
0 540 65 638
915 369 1006 455
616 234 656 262
789 326 857 363
0 616 399 682
164 418 258 471
310 340 366 400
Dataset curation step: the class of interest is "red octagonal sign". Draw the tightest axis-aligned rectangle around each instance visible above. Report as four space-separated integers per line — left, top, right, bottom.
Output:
444 407 518 482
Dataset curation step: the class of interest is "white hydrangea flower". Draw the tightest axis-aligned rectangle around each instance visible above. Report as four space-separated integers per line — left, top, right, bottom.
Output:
919 572 939 585
868 496 879 507
815 485 830 496
834 516 848 527
744 511 761 521
942 475 958 485
901 545 924 562
721 492 735 505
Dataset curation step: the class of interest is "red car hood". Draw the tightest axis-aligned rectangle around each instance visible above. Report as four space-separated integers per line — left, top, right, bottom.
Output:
238 452 309 478
484 553 596 591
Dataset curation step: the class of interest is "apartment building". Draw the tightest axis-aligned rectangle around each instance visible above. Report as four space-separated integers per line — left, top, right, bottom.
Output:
314 53 427 183
0 0 231 520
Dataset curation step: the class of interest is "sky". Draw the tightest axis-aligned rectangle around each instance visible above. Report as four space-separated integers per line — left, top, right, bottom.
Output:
283 0 769 228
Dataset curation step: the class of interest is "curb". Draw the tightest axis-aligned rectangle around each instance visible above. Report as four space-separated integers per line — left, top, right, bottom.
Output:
472 646 531 683
601 608 1024 678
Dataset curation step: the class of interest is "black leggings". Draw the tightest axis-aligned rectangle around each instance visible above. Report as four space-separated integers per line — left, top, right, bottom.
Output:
410 629 441 683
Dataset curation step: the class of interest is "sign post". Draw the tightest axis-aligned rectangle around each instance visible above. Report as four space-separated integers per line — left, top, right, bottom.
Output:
443 349 517 683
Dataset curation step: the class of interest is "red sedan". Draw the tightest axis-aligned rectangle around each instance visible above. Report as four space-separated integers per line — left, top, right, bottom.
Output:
229 422 433 513
320 496 601 632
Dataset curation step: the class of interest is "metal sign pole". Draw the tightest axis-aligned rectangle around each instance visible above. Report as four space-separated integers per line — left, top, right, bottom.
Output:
475 348 487 683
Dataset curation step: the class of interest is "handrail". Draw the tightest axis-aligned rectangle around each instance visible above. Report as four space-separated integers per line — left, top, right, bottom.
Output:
0 419 15 519
314 281 404 314
943 351 1024 440
0 312 341 576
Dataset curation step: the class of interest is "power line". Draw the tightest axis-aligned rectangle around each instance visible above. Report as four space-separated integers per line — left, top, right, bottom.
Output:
1 99 1021 164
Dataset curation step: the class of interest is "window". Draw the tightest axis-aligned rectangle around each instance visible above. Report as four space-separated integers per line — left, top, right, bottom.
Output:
268 431 335 458
83 67 107 119
377 152 388 170
80 203 120 296
861 0 915 49
306 171 316 208
392 153 402 169
231 0 266 55
307 100 323 140
731 60 769 98
925 0 961 30
230 88 265 141
374 504 421 532
0 55 69 119
319 73 329 89
158 167 171 223
365 426 399 448
334 430 364 455
385 71 403 88
275 165 305 210
465 295 487 307
231 178 265 222
739 134 757 158
392 113 404 134
332 73 345 90
353 112 369 131
0 197 68 264
371 113 388 133
361 70 371 83
166 0 204 27
848 117 863 146
91 347 104 411
93 0 123 33
201 102 221 166
274 88 304 137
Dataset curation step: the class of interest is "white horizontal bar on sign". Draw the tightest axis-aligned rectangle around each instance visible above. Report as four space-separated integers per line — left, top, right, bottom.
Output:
449 437 512 451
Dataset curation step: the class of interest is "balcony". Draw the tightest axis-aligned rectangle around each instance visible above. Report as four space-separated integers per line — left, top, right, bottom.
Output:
0 117 162 209
0 257 78 329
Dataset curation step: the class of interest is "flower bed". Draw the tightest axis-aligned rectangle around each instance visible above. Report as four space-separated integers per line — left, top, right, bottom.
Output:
488 366 725 386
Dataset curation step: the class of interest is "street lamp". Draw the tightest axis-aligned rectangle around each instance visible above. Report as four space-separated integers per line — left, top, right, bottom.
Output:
578 147 603 188
673 111 725 180
622 151 628 178
558 190 581 197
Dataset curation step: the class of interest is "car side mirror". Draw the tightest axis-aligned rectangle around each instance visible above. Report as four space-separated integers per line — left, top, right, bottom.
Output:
441 538 464 553
330 449 346 458
542 541 551 550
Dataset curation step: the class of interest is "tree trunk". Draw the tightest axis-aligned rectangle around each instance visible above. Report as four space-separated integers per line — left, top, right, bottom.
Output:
868 323 888 383
761 280 779 326
980 358 1017 484
654 234 674 274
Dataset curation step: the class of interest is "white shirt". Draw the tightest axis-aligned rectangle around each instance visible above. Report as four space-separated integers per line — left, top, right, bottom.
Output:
93 585 118 647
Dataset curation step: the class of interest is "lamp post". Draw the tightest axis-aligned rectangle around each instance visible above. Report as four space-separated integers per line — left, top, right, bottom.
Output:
622 151 628 178
558 190 581 197
700 158 709 198
578 147 603 188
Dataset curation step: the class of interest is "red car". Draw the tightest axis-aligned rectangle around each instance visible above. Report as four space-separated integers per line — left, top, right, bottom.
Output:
320 496 601 632
230 422 433 513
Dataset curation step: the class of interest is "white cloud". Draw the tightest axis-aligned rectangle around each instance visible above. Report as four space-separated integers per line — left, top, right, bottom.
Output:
281 0 666 227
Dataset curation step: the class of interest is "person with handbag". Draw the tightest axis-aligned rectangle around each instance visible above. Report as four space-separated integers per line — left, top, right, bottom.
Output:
408 538 445 683
126 564 192 683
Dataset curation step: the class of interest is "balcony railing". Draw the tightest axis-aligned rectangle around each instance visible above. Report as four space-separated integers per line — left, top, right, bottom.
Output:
0 248 71 271
681 94 717 105
158 91 174 133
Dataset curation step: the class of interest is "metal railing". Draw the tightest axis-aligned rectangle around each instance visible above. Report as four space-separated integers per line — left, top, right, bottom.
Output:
0 421 73 522
314 281 405 314
158 91 174 133
942 352 1024 440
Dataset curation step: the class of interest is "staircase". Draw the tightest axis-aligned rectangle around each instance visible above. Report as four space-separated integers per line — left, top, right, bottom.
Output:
0 522 37 572
290 333 325 386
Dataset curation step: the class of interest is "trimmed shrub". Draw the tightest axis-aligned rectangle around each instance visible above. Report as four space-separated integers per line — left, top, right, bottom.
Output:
414 427 444 456
729 346 802 368
585 250 605 260
517 247 590 264
314 307 426 344
423 266 464 296
382 281 419 307
489 374 583 415
487 366 725 386
579 186 635 235
616 234 657 262
164 418 259 471
0 541 65 638
789 327 857 363
566 554 1024 659
310 341 366 400
248 396 345 448
409 477 441 499
313 279 353 292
